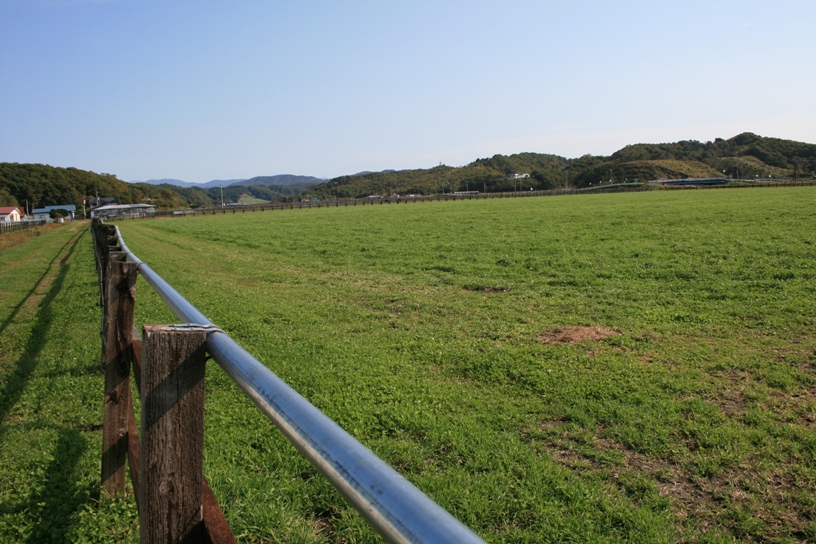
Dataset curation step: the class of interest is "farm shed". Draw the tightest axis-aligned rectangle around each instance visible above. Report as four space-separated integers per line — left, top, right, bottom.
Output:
31 204 77 221
90 203 156 219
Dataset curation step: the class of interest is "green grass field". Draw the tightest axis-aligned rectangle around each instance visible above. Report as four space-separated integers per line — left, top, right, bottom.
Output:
1 188 814 542
239 195 271 205
0 223 140 542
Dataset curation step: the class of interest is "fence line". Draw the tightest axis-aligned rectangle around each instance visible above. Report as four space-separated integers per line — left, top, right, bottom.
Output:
0 220 49 234
92 218 487 544
100 180 815 222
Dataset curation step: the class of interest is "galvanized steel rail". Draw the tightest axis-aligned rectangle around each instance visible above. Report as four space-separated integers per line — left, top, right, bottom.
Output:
113 226 486 544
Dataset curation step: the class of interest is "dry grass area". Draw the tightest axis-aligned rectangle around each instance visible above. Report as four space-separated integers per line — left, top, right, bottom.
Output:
0 223 67 252
539 419 814 542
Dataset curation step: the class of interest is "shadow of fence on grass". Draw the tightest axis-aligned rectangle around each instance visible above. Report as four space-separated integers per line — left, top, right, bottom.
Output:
0 228 93 542
0 228 84 431
0 228 84 340
22 428 88 543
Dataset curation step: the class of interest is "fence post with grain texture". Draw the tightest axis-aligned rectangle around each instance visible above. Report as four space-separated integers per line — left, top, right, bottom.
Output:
140 325 208 543
101 252 138 496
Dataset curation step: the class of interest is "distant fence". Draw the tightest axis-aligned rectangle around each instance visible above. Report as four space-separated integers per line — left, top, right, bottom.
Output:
0 220 49 235
96 180 816 222
91 218 486 544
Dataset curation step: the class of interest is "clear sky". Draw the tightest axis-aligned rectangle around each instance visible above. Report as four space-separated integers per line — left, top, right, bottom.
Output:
1 1 814 183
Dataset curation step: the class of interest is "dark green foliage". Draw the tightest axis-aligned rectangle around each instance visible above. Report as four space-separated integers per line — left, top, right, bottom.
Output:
244 183 317 202
531 169 558 189
0 188 19 207
242 175 323 187
471 151 569 174
570 132 816 187
0 163 131 211
48 208 69 219
0 163 193 213
0 165 319 212
202 183 311 205
146 184 214 208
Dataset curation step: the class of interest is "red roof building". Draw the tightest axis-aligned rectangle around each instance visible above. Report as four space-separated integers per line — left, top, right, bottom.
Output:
0 206 23 223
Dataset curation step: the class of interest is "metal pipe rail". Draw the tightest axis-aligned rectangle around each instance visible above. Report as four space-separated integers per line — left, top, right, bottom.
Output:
113 226 486 544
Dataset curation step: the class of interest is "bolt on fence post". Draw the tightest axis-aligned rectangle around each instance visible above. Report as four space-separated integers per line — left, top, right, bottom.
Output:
101 253 138 497
140 325 207 544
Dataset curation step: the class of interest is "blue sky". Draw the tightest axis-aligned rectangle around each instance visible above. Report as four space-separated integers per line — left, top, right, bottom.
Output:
1 1 814 183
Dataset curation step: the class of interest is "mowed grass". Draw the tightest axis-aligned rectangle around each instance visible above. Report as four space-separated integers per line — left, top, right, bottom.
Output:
238 196 270 205
0 222 140 542
0 188 813 543
115 188 816 543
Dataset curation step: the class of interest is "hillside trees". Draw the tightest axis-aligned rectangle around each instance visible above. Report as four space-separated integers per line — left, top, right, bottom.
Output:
0 188 19 207
0 163 185 211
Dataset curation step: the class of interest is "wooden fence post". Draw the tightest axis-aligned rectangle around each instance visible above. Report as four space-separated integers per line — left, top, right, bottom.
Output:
141 325 207 543
101 253 138 496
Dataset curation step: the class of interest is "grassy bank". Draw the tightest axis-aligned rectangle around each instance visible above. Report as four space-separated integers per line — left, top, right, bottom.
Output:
114 187 815 543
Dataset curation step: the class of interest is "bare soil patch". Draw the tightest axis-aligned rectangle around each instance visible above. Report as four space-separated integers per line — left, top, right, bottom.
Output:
463 286 510 294
539 326 621 345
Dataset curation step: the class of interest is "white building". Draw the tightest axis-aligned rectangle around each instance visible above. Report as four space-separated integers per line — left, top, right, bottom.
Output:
0 206 22 223
31 204 77 221
90 203 156 219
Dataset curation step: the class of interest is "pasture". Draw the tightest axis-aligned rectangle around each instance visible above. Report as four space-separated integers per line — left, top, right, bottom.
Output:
1 187 814 542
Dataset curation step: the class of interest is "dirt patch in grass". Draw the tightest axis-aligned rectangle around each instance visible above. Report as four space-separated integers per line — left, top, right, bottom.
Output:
312 506 346 544
710 368 751 417
714 366 816 428
463 286 510 294
539 326 621 345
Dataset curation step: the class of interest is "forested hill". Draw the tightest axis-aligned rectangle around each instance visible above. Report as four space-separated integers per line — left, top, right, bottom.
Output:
0 163 204 211
241 174 323 187
2 133 814 211
0 163 319 212
306 133 816 199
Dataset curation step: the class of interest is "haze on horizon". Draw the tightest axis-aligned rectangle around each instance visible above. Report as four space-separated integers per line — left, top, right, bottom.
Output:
1 0 814 184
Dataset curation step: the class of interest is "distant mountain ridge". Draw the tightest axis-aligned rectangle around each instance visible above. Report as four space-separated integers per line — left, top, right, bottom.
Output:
131 174 324 188
132 178 248 188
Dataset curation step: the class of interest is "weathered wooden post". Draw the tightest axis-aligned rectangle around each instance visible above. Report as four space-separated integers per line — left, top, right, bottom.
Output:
141 325 207 543
101 253 138 496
